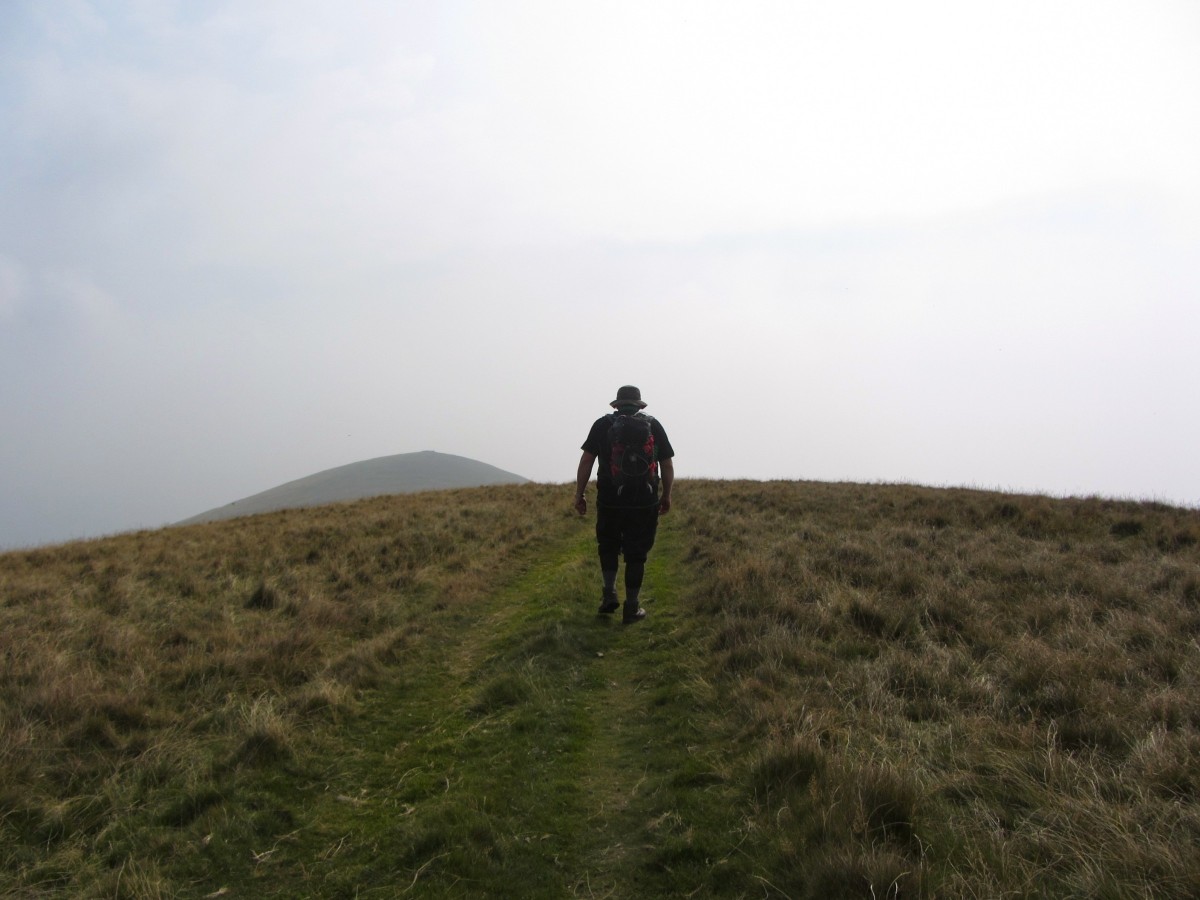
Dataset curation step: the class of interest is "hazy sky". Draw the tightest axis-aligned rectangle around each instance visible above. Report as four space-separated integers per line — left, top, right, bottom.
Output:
2 1 1198 549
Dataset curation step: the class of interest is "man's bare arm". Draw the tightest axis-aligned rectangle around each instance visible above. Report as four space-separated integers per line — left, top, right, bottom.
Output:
575 451 596 515
659 457 674 514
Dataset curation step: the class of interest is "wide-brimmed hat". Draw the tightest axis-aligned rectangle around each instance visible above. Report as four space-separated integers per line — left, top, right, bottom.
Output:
610 385 647 408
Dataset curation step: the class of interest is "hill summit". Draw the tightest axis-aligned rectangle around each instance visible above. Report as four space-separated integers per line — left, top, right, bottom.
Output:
178 450 529 525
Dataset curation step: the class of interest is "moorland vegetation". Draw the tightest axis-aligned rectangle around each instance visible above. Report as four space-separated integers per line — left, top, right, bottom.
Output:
1 479 1198 897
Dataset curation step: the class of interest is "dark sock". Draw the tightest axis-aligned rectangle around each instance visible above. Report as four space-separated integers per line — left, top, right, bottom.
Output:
624 561 645 606
602 569 617 596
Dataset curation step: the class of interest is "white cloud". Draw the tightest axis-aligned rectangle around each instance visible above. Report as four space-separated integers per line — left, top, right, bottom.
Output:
460 1 1200 239
0 255 27 319
29 0 108 47
1 1 1198 548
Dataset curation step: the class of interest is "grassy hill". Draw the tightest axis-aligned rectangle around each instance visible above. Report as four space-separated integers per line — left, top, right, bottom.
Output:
177 451 529 525
2 480 1198 898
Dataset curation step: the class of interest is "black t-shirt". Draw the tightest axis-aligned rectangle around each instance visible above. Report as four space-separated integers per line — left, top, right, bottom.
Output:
582 412 675 508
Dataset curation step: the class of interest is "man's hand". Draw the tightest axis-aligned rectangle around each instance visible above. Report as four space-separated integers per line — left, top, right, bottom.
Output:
574 495 587 516
658 494 672 515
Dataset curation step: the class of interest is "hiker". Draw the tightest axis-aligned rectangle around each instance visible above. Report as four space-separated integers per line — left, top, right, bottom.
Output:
574 385 675 624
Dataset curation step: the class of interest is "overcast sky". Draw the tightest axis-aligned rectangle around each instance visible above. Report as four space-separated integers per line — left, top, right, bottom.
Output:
2 1 1198 549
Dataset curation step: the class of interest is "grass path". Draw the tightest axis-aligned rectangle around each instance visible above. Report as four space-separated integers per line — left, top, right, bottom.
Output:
229 514 747 898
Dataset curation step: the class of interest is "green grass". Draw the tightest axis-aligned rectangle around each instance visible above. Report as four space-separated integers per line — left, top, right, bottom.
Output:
2 479 1199 897
236 524 741 898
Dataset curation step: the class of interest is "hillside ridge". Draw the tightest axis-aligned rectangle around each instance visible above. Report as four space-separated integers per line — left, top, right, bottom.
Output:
2 480 1198 896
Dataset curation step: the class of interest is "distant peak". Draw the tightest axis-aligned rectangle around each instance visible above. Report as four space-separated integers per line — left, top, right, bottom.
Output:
177 451 528 525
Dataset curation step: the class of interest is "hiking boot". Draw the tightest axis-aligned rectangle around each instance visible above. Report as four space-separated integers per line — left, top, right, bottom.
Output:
622 604 646 625
597 591 619 615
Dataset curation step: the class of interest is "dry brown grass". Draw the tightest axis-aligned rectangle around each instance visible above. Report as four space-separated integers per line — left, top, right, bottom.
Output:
0 483 572 895
3 477 1198 897
674 479 1200 898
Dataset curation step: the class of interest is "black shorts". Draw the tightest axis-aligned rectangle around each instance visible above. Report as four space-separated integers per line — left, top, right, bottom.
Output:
595 504 659 564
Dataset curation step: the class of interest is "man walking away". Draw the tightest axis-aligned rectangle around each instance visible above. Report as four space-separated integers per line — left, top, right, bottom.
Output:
574 385 675 624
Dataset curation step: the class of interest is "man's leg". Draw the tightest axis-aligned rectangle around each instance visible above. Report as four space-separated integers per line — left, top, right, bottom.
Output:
624 560 645 603
620 507 659 623
595 506 621 613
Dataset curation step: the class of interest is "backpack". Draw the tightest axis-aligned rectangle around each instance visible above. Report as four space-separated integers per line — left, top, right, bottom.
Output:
606 413 659 498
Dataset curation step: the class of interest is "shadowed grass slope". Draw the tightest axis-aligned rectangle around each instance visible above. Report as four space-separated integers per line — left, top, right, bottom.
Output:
2 479 1199 897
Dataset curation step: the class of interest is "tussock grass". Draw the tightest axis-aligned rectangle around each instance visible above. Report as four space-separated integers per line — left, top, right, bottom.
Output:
2 477 1198 897
676 480 1200 898
0 484 571 896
